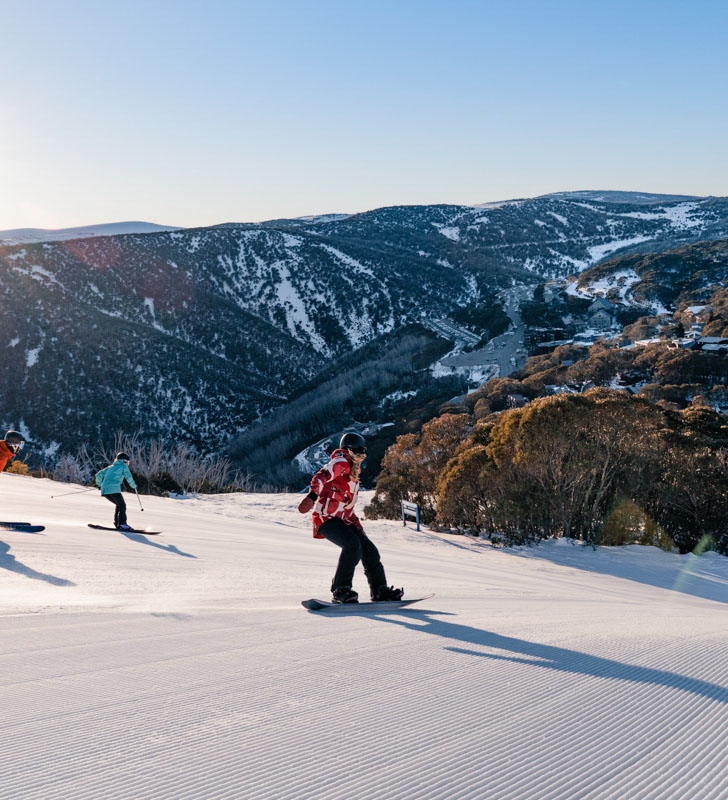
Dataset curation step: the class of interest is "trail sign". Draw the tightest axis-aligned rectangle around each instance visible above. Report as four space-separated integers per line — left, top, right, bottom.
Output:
401 500 420 531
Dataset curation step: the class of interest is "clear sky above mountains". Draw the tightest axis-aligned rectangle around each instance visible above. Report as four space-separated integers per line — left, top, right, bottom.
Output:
2 0 726 229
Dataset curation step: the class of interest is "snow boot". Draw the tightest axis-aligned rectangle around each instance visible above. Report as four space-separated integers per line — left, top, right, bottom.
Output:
332 586 359 604
371 585 404 602
118 524 133 531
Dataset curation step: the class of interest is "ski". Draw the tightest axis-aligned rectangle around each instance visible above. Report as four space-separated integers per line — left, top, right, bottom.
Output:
302 594 434 612
88 524 162 535
0 521 32 526
0 524 45 533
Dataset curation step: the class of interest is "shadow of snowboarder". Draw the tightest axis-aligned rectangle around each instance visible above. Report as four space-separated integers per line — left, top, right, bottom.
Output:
368 610 728 705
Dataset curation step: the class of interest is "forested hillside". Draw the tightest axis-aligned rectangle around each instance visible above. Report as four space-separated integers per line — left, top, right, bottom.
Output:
2 192 728 461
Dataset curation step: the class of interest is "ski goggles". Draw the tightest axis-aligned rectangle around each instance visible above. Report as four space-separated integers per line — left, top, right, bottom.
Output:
348 445 367 455
8 441 24 453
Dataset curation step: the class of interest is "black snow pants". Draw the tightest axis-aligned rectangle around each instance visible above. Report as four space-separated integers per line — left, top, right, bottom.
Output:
104 493 127 528
318 517 387 593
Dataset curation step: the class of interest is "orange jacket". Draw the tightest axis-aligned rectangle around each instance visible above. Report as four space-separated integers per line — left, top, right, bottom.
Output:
0 441 16 473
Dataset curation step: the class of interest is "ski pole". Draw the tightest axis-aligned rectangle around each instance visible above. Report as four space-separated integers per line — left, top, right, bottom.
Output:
50 487 97 499
135 488 144 512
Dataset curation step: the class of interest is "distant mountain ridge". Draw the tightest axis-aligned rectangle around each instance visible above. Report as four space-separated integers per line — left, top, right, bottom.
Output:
0 221 181 245
2 191 707 244
535 190 705 206
2 190 728 458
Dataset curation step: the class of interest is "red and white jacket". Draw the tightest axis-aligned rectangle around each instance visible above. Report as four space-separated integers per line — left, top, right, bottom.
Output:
310 448 362 538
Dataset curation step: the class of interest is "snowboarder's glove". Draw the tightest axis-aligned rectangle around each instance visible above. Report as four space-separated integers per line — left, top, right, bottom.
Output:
298 491 318 514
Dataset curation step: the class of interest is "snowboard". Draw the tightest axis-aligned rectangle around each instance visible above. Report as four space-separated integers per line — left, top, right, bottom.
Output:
0 524 45 533
302 593 434 612
88 524 162 535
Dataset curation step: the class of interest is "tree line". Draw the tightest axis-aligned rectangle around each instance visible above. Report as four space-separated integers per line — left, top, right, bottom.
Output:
366 389 728 556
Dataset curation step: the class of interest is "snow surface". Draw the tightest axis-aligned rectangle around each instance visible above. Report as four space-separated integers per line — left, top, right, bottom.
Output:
1 475 727 800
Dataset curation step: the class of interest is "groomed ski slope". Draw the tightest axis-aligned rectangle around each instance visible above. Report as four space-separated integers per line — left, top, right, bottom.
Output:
1 474 727 800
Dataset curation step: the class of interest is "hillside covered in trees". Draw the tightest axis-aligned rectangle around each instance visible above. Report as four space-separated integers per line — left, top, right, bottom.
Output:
366 291 728 556
366 390 728 556
576 238 728 309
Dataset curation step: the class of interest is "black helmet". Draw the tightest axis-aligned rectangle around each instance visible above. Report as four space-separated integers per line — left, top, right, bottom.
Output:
5 431 25 453
116 452 131 463
339 432 366 455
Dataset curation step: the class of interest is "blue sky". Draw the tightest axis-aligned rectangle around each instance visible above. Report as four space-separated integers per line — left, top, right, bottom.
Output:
1 0 726 228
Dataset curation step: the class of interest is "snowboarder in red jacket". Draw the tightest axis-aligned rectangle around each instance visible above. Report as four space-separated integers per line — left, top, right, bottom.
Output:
0 431 26 473
298 432 403 604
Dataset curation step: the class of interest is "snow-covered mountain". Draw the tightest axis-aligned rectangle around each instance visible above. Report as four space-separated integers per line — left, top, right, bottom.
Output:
0 221 181 245
2 191 728 456
573 238 728 311
1 474 726 800
536 190 705 205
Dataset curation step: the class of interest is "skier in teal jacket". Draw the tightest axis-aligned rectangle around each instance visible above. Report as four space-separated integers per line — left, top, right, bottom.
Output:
95 452 137 530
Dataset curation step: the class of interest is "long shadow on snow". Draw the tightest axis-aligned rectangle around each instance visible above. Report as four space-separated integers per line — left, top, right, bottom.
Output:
505 543 728 605
119 531 196 559
0 541 76 586
369 610 728 705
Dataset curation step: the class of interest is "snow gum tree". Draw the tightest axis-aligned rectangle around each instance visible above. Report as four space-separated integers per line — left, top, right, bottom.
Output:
437 390 662 542
364 414 472 524
434 390 728 553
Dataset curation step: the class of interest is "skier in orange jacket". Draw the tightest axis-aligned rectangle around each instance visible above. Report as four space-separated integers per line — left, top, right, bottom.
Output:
0 431 25 473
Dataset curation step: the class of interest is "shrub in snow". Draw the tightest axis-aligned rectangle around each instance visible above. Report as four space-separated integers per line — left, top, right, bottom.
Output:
51 432 273 496
48 454 88 483
6 460 30 476
599 498 672 549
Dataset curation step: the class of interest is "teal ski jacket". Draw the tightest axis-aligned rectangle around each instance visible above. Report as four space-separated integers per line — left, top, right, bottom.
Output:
95 460 137 495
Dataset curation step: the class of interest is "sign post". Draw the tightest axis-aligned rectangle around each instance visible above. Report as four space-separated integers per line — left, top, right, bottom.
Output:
401 500 420 531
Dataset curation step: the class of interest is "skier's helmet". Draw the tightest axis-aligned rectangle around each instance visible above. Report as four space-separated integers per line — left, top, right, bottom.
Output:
4 430 25 453
116 452 131 464
339 431 366 455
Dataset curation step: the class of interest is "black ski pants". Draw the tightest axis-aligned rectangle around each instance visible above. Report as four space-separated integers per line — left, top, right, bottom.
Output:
104 493 127 527
318 517 387 593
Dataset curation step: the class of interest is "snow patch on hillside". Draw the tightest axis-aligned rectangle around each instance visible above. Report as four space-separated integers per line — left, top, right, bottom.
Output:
25 347 41 367
588 235 653 263
609 202 703 230
379 389 417 406
297 213 351 224
274 261 329 353
281 233 303 248
663 202 703 229
547 211 569 226
437 226 460 241
582 269 642 301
